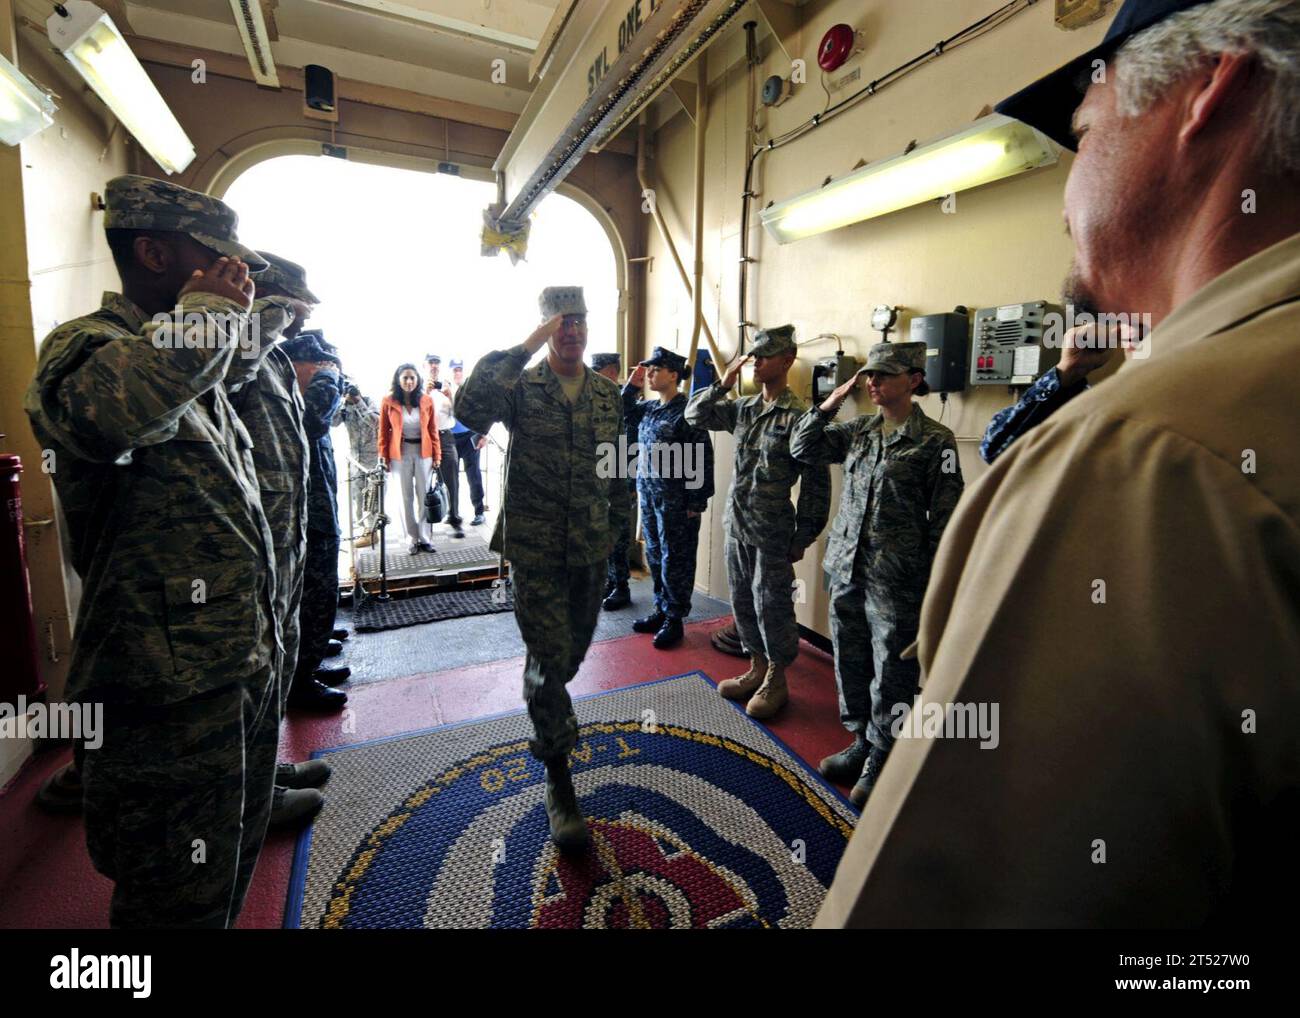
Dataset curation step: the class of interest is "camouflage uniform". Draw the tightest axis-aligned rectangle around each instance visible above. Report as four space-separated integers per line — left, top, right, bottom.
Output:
622 348 714 619
333 395 381 525
592 352 633 592
284 330 345 686
227 297 309 706
685 332 830 667
455 296 630 761
980 366 1088 465
790 345 964 751
23 174 279 927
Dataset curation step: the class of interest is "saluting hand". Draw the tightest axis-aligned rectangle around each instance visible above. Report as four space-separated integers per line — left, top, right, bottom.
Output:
819 370 863 414
180 256 256 311
524 314 564 355
629 365 648 389
720 354 751 390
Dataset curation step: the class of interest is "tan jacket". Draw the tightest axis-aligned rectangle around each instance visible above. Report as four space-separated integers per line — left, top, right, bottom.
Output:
817 232 1300 928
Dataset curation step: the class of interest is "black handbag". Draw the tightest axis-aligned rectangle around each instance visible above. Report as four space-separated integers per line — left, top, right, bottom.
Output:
424 473 447 525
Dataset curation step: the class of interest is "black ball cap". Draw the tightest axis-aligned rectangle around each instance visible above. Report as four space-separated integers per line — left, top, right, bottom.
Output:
995 0 1215 151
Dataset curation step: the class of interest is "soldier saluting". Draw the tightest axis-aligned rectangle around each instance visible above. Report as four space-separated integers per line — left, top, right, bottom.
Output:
686 325 831 719
790 341 963 806
24 175 280 927
455 287 631 851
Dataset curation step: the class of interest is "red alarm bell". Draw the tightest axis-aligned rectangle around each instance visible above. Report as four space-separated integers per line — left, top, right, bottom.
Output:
818 23 856 72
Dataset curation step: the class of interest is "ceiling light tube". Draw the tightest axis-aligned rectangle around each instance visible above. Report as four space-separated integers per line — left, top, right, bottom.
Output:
47 1 195 174
229 0 280 88
0 52 57 146
759 113 1058 244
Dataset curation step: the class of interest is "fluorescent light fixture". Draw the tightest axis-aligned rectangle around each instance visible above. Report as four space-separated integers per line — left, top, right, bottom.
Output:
759 113 1058 244
47 1 195 174
0 52 57 146
228 0 280 88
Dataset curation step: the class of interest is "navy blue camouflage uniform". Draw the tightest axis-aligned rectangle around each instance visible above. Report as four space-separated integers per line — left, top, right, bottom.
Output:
980 367 1088 464
289 334 344 686
621 383 714 619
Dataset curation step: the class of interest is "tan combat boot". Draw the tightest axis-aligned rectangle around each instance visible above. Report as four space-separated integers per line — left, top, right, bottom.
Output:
717 653 768 701
745 661 788 719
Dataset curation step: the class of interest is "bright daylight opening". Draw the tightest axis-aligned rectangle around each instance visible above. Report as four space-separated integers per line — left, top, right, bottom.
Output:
223 153 620 552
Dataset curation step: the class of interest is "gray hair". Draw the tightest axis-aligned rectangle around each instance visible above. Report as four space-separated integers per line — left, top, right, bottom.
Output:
1113 0 1300 175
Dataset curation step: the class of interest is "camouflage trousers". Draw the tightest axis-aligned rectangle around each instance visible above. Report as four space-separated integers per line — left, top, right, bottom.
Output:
606 478 635 590
725 536 799 667
828 559 923 751
294 529 340 683
273 540 305 711
641 486 701 619
81 666 279 928
511 559 607 761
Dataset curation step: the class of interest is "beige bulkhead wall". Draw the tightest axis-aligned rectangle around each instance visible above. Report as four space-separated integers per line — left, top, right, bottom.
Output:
1 9 130 785
641 0 1116 640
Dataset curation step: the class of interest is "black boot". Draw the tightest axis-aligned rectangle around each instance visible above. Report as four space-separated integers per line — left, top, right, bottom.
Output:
543 758 589 852
602 583 631 611
818 733 869 785
288 677 348 711
652 616 684 649
850 745 889 808
633 610 666 634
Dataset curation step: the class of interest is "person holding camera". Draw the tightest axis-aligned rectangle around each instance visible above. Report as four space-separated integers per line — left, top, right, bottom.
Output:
380 363 442 555
424 354 464 537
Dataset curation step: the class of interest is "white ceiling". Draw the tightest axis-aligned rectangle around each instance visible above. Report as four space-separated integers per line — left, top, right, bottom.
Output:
117 0 568 113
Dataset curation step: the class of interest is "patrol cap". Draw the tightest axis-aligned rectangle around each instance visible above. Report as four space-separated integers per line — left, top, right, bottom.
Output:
539 286 587 319
424 353 441 365
591 353 621 372
639 345 688 376
255 251 319 304
103 174 267 271
864 341 927 375
449 359 464 370
996 0 1214 152
749 324 796 358
282 329 340 367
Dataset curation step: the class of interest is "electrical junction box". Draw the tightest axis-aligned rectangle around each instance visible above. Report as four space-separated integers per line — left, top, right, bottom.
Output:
970 302 1063 386
813 354 861 403
911 308 969 394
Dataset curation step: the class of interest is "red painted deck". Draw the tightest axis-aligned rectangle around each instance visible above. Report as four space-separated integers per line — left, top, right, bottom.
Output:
0 618 848 929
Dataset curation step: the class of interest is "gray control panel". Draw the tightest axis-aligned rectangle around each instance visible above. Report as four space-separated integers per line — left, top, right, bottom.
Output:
970 301 1062 386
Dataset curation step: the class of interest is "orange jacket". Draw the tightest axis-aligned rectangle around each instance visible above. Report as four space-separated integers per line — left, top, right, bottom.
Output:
378 393 441 463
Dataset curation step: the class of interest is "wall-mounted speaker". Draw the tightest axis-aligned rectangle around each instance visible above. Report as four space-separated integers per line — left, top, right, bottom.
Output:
303 64 339 123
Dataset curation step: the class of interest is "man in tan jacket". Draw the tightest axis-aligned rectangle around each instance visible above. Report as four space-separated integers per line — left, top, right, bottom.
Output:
819 0 1300 927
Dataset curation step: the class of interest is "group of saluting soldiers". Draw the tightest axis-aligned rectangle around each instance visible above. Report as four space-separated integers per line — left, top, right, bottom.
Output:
20 169 961 923
25 175 352 927
456 288 964 850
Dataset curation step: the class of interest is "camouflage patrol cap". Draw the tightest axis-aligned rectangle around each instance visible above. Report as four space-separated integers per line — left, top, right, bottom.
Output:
591 353 621 372
749 324 796 358
255 251 320 303
639 345 688 376
539 286 587 318
103 175 267 271
864 341 927 375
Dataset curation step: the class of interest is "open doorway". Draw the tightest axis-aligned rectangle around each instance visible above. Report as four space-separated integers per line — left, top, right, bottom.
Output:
222 153 621 585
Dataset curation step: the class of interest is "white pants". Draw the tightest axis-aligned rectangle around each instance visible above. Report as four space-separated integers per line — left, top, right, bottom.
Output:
393 450 433 545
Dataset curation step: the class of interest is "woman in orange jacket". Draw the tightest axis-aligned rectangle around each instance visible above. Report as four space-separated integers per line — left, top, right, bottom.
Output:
378 363 442 554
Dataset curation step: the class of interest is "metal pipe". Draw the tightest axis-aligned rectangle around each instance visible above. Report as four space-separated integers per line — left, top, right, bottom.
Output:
687 49 708 372
635 115 725 370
